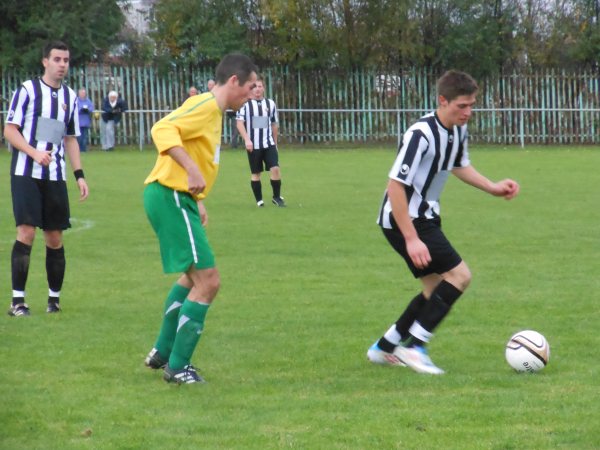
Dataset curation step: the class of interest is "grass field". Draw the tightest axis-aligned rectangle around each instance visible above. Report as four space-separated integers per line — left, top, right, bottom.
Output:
1 144 599 449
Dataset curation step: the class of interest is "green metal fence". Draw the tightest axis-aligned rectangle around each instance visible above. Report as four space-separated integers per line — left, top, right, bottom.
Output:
1 65 599 146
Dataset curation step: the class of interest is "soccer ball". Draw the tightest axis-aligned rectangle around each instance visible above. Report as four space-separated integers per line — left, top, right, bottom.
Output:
505 330 550 373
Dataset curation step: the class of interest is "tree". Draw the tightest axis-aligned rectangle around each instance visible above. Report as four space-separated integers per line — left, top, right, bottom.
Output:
150 0 249 66
0 0 125 71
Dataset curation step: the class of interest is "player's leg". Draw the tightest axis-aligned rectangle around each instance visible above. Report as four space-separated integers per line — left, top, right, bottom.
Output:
395 266 469 374
405 263 470 348
265 145 285 207
145 274 192 369
9 176 44 316
10 225 36 316
393 220 470 374
43 231 64 313
164 266 220 383
367 226 425 366
248 149 264 206
144 182 216 383
42 180 71 313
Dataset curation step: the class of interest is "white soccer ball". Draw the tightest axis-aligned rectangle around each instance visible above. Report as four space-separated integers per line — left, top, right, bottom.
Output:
505 330 550 373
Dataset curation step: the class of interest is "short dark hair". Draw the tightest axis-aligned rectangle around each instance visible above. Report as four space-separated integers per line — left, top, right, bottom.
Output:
437 70 478 102
43 41 69 59
215 54 258 86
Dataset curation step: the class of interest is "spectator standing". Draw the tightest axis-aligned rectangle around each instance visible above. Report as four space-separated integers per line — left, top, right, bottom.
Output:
188 86 198 97
206 79 215 91
76 88 94 152
4 40 89 316
100 90 127 151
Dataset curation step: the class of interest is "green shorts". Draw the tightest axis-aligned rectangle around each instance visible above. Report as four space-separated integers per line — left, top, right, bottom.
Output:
144 182 215 273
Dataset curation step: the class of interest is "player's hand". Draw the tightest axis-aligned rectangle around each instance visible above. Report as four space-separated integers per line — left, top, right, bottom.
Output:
245 139 253 152
493 179 520 200
188 167 206 196
77 178 89 201
197 201 208 226
33 150 53 166
406 237 431 269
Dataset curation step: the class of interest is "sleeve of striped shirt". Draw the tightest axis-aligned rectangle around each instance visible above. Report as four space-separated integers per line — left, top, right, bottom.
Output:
236 104 246 121
67 93 80 136
388 129 428 185
454 125 470 167
6 85 28 127
270 100 278 124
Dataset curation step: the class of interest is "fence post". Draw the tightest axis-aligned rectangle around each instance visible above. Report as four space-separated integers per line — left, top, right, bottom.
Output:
520 108 525 148
397 111 401 148
139 110 144 151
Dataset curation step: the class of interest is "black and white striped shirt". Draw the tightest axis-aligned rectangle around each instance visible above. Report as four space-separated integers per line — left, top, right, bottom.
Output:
378 111 470 228
6 78 79 181
236 98 278 149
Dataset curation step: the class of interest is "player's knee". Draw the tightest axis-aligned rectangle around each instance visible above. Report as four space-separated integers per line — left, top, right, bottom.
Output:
446 262 472 291
44 232 63 249
16 226 36 245
202 269 221 297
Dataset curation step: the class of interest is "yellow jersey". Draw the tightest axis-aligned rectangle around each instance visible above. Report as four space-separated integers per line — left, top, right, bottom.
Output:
145 92 222 200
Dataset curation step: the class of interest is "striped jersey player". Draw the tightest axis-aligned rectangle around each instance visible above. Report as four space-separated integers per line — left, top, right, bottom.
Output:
368 70 520 375
4 41 89 317
236 77 286 207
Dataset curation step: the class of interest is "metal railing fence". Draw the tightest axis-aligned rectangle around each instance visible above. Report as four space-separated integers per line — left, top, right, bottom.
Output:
1 107 597 149
1 65 599 147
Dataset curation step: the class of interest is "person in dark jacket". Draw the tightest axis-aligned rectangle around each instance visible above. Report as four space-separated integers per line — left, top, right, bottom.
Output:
100 90 127 151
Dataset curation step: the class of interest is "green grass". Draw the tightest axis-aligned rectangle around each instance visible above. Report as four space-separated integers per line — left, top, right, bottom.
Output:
1 144 599 449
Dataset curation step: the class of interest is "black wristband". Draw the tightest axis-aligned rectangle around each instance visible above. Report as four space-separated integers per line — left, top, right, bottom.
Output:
74 169 85 180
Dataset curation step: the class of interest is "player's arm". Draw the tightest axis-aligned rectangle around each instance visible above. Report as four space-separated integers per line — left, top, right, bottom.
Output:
167 146 206 196
452 165 520 200
271 122 278 146
387 179 431 269
64 136 89 201
236 119 253 152
4 123 52 166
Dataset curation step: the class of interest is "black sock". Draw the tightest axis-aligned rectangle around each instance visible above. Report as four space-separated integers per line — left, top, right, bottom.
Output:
406 280 462 346
377 293 426 352
46 246 66 297
271 179 281 198
12 241 32 306
431 279 463 308
251 180 262 202
395 293 427 337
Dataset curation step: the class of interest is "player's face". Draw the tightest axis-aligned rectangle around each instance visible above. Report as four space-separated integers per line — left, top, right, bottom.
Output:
230 72 258 110
253 81 265 100
43 49 70 84
440 94 477 127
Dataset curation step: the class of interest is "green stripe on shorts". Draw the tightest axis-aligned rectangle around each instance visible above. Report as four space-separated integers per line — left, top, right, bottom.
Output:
144 182 215 273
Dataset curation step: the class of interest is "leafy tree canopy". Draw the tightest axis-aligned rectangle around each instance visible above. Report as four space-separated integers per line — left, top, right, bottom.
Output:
0 0 125 71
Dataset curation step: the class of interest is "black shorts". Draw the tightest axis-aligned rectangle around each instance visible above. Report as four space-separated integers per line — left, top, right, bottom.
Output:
382 217 462 278
11 175 71 230
247 145 279 173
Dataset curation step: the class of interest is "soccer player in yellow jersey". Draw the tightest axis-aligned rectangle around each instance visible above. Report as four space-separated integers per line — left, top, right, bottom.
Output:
143 54 258 384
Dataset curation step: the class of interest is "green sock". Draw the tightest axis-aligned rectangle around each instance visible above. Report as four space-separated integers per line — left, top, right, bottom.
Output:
154 283 190 360
169 300 210 370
